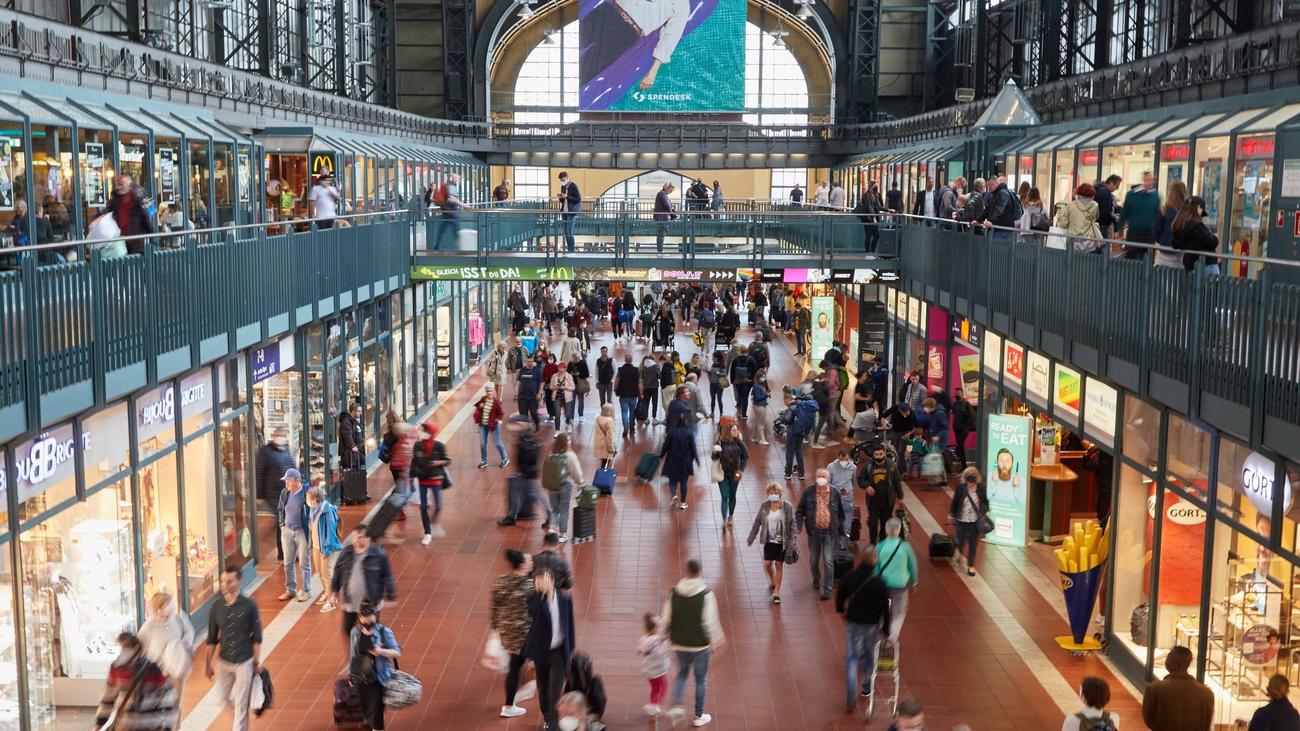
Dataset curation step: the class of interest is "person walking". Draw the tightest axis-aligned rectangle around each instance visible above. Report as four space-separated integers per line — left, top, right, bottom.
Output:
947 467 989 577
951 388 976 469
728 345 756 420
747 482 797 604
797 468 849 600
306 484 343 609
523 570 576 729
751 369 772 445
1063 676 1119 731
493 550 536 719
661 559 725 727
828 448 858 525
412 421 450 543
784 389 819 481
1140 645 1213 730
568 352 591 424
431 173 464 250
705 351 727 419
638 612 673 717
837 546 891 710
550 361 577 430
95 632 178 731
500 415 545 526
203 566 262 731
639 354 662 427
330 524 398 638
1246 674 1300 731
595 346 615 407
661 420 700 510
517 354 544 428
541 432 583 542
1119 171 1160 259
255 427 295 560
860 443 905 545
1172 196 1222 275
475 384 509 469
714 420 749 528
485 341 509 395
594 403 617 470
138 592 194 697
348 600 402 731
380 415 416 500
615 354 641 438
875 518 918 640
276 468 314 602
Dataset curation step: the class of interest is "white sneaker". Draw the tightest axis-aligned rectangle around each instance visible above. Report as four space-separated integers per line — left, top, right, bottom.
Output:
499 705 526 718
430 525 446 538
679 503 688 510
558 534 570 543
516 680 537 702
644 704 662 717
421 534 432 545
693 713 713 727
756 439 770 446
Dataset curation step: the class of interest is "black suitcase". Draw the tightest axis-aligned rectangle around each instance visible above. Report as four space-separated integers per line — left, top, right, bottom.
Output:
572 506 596 544
367 490 410 539
849 506 862 542
834 546 856 580
634 453 660 482
340 468 369 505
333 678 365 728
943 448 961 476
929 532 955 559
635 396 650 422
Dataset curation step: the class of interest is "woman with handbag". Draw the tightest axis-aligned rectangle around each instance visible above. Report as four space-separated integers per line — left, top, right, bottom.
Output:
137 593 194 698
946 467 991 577
348 600 402 730
568 352 591 424
713 420 749 528
746 482 798 605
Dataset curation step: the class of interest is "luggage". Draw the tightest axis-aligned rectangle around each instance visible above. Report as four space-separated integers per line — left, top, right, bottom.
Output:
834 545 856 580
576 483 600 510
849 506 862 542
367 489 410 539
921 450 946 482
507 475 539 519
333 678 365 728
593 467 616 495
455 228 478 251
634 453 660 482
635 397 650 422
340 468 369 505
928 532 955 559
572 505 596 544
383 670 423 710
942 448 962 476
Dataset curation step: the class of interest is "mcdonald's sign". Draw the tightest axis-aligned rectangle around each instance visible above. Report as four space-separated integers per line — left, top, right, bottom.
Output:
311 152 336 177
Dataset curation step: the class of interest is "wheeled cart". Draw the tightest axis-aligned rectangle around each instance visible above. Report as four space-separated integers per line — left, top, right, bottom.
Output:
866 639 900 718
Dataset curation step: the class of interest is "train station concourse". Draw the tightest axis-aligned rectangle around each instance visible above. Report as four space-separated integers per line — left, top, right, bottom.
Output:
1 0 1300 729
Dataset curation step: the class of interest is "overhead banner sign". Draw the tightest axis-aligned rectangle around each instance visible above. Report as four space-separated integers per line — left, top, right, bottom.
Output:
578 0 745 112
758 268 897 284
986 414 1032 547
411 264 575 281
574 267 736 282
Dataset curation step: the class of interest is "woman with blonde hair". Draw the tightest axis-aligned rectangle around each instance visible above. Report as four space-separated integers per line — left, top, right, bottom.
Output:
946 467 989 576
747 482 797 604
137 592 195 691
1155 180 1189 268
594 402 617 470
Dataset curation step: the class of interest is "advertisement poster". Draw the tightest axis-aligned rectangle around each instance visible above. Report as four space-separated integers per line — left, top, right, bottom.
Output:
159 148 177 204
811 296 835 359
46 163 61 201
579 0 745 112
1004 341 1024 389
1054 365 1082 423
986 414 1031 546
1083 377 1117 446
83 142 106 207
0 139 13 210
983 330 1002 378
1026 350 1051 405
1200 160 1223 223
238 153 251 203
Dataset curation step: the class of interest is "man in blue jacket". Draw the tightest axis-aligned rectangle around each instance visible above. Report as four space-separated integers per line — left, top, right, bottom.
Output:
557 171 581 252
276 468 313 602
1095 174 1122 238
784 391 820 481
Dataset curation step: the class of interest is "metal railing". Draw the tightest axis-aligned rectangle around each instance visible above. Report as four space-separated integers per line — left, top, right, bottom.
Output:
0 211 412 441
893 214 1300 453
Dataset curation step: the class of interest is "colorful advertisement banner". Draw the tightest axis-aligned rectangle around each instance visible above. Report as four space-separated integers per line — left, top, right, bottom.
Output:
411 264 574 281
579 0 745 112
811 296 835 359
1003 341 1024 389
986 414 1032 546
1054 365 1082 423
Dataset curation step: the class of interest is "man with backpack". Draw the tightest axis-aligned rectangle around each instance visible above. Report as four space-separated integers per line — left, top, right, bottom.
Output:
784 390 820 480
695 305 716 352
982 175 1021 233
728 345 757 420
431 173 464 250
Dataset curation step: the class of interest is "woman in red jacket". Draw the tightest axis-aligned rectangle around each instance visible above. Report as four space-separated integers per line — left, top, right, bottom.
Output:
475 383 509 469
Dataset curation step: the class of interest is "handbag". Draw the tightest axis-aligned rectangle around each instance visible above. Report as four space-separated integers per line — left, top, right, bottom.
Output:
966 491 994 535
383 670 423 709
719 376 730 389
576 377 591 395
783 545 799 565
480 631 509 672
709 455 724 483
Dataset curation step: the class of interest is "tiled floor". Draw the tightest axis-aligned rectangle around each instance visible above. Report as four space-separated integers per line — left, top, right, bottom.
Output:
184 314 1141 730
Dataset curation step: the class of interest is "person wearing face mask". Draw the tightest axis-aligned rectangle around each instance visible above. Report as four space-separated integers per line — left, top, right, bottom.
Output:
827 449 859 529
138 592 195 694
859 443 905 545
713 421 749 528
747 482 797 604
255 427 295 560
796 468 849 600
947 467 990 577
556 691 592 731
348 600 402 731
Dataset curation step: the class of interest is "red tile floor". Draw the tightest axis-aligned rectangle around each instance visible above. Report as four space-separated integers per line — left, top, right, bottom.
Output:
182 315 1141 730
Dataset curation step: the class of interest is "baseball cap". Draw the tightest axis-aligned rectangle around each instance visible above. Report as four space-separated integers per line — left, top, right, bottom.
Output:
281 468 303 481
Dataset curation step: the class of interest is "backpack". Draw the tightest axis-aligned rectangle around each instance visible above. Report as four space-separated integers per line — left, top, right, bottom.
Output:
542 452 569 491
577 483 600 510
1009 190 1024 222
790 399 818 436
1076 712 1116 731
733 361 751 384
433 183 449 205
1029 208 1051 232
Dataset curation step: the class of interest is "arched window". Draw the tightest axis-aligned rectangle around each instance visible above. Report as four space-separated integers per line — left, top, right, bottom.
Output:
510 21 810 129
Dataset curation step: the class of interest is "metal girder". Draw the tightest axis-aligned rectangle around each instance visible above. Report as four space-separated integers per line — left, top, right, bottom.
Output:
70 0 143 41
923 1 959 111
442 0 474 119
303 0 340 92
1044 0 1100 80
846 0 881 122
211 0 271 75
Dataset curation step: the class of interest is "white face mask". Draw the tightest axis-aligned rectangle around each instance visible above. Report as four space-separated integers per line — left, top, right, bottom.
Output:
839 458 851 467
558 717 581 731
768 494 780 503
274 437 287 447
816 477 828 486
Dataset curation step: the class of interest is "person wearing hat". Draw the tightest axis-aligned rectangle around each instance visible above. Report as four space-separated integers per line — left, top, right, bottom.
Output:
276 468 314 602
308 172 341 229
412 420 451 544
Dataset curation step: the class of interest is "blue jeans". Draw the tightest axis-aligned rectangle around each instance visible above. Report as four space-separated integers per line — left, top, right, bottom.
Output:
619 396 637 430
668 477 688 503
808 529 836 595
785 433 806 475
433 210 461 250
795 329 806 353
563 216 576 252
419 481 442 534
281 526 313 594
718 477 739 519
547 483 572 533
480 425 507 462
672 649 710 717
845 621 880 704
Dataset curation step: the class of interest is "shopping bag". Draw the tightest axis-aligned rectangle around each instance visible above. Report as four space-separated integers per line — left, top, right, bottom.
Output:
480 631 509 672
1045 226 1069 250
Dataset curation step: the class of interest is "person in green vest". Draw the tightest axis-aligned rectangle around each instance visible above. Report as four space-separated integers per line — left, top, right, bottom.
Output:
1118 170 1161 260
660 559 725 727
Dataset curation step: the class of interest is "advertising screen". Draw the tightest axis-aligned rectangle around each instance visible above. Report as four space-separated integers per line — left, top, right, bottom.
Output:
986 414 1031 546
579 0 745 111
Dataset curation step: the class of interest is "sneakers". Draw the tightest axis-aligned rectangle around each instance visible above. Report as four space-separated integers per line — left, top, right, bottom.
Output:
499 705 526 718
320 602 336 613
756 439 770 446
277 591 293 601
478 461 488 469
421 533 432 545
679 503 688 510
644 704 662 717
315 593 328 605
296 591 310 602
557 534 570 543
501 458 510 468
693 713 713 727
430 525 447 538
783 472 792 481
967 567 976 577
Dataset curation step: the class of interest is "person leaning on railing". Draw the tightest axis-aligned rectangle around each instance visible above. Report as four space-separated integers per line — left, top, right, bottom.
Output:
1053 183 1102 253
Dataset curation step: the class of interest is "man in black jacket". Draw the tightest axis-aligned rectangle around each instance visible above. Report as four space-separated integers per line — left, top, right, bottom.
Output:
594 346 615 406
523 571 576 730
953 177 986 226
557 171 581 252
951 388 977 469
836 546 891 710
982 175 1019 230
653 183 676 253
337 401 364 469
885 181 903 213
614 354 641 438
255 428 295 560
1096 174 1122 238
858 443 905 544
728 345 757 419
796 470 849 600
508 284 529 334
500 415 544 526
330 525 397 639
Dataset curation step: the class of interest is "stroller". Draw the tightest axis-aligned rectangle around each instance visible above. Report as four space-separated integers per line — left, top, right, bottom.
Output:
564 651 608 730
849 436 898 466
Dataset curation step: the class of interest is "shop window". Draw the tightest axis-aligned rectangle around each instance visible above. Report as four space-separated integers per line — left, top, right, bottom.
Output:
1193 135 1230 235
1102 144 1155 208
212 142 234 226
1111 464 1157 664
1165 414 1211 502
154 137 182 224
188 140 211 229
218 354 247 413
770 168 807 204
1076 148 1100 193
79 127 115 229
0 549 16 725
182 434 220 609
306 323 325 368
219 414 252 569
136 383 178 461
181 369 214 435
1122 395 1160 473
82 402 130 487
1157 140 1189 202
0 129 21 238
1053 149 1076 209
1227 134 1274 279
118 137 147 196
14 423 79 524
139 453 181 604
21 485 137 723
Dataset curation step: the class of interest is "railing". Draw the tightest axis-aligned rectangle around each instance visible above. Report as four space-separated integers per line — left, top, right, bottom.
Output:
894 215 1300 454
0 211 412 441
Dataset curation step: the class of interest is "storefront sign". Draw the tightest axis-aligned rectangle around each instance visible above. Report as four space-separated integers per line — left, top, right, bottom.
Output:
952 317 981 350
983 330 1002 378
137 381 208 432
1054 365 1082 422
811 296 835 358
927 344 944 386
1003 341 1024 389
1161 143 1190 162
311 152 336 177
120 143 145 165
0 138 13 211
1241 451 1293 517
411 264 574 281
159 148 177 204
1025 351 1050 405
1237 136 1275 159
84 142 106 207
907 297 921 331
12 423 90 504
1147 493 1208 525
885 288 897 319
252 341 284 384
986 414 1032 546
1082 378 1117 446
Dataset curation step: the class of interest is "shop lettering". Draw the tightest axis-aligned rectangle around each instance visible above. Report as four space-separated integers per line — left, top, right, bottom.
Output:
17 432 92 487
1147 495 1208 525
139 383 207 426
989 421 1029 444
1240 451 1293 515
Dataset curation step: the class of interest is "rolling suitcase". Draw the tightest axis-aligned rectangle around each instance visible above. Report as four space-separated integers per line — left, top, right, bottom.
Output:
572 505 596 544
929 532 955 559
340 468 369 505
849 506 862 542
333 678 365 728
634 453 660 482
593 467 617 495
367 489 410 539
834 544 856 580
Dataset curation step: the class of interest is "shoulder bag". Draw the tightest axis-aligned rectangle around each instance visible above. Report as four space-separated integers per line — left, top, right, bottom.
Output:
966 491 994 535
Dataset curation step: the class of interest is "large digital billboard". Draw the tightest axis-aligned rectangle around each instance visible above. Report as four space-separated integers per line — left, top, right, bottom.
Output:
578 0 745 112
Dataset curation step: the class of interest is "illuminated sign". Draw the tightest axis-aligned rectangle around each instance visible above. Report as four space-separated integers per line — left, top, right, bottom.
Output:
1236 136 1275 159
1241 451 1293 516
310 152 336 177
1161 143 1190 162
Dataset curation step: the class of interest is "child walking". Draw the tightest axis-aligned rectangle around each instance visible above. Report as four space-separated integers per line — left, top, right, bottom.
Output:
636 612 671 717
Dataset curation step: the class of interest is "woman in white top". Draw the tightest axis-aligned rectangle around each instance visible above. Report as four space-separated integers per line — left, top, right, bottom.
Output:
1062 676 1118 731
746 482 798 605
137 592 195 697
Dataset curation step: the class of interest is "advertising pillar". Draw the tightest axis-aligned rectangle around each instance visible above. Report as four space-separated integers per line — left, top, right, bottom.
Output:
985 413 1032 546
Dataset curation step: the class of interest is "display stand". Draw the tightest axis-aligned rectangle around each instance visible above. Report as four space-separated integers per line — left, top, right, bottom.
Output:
1207 572 1284 701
